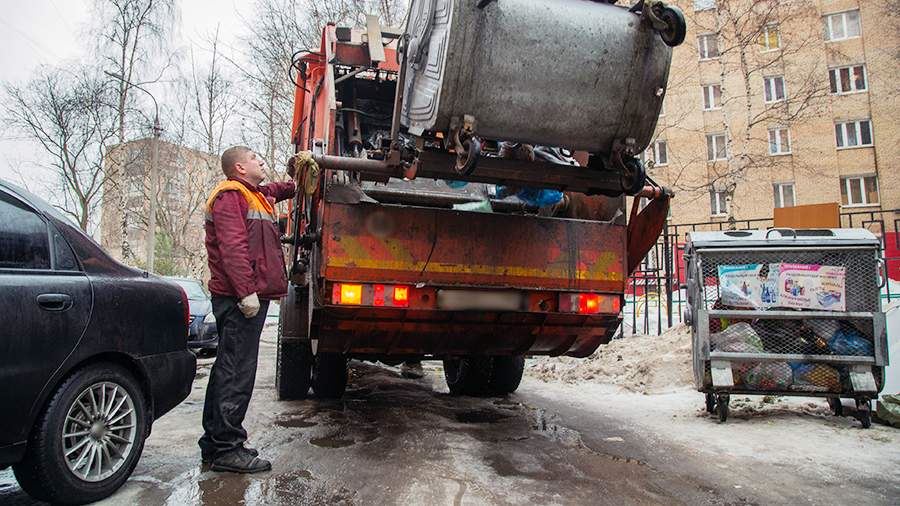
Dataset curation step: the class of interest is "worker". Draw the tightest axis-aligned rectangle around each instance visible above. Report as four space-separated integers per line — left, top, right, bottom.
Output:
199 145 296 473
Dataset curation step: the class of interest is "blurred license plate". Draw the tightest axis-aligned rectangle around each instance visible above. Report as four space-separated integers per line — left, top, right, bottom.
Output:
437 290 522 311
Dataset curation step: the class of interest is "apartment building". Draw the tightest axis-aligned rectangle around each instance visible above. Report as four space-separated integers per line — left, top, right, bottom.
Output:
643 0 898 225
100 138 219 278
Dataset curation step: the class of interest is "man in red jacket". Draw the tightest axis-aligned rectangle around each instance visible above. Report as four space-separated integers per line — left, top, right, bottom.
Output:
199 145 295 473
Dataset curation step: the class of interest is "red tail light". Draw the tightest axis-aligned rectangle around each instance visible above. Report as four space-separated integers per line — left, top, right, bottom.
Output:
559 293 621 314
392 286 409 307
178 287 190 332
332 283 411 307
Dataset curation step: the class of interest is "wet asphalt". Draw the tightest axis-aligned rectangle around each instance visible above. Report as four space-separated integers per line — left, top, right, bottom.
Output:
1 328 896 505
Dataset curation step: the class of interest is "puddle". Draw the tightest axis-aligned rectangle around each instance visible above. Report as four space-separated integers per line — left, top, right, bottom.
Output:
273 415 318 428
310 435 356 448
455 409 512 424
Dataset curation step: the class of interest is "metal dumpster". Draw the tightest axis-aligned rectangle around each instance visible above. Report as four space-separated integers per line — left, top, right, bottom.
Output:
684 228 889 427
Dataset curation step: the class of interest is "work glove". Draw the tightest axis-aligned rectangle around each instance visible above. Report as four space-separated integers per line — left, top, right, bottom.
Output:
237 292 261 319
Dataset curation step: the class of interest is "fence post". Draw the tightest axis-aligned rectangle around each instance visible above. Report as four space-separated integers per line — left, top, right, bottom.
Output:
664 223 673 329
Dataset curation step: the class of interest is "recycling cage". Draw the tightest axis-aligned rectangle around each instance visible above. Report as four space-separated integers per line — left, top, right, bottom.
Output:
684 228 889 426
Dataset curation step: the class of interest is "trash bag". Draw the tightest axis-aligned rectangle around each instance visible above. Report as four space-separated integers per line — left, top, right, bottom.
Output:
876 395 900 427
741 362 793 390
496 185 564 208
828 328 874 356
710 322 764 353
754 320 827 355
790 363 841 392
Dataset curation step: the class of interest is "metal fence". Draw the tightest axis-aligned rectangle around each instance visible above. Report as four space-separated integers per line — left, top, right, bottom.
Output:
622 209 900 337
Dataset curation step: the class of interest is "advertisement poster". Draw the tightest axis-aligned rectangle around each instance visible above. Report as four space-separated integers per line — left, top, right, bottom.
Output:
777 263 846 311
717 264 779 309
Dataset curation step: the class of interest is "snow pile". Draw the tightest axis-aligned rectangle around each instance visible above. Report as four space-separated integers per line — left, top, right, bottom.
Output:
526 324 693 393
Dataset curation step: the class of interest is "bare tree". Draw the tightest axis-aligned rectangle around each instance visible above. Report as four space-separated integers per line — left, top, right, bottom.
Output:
3 67 117 231
656 0 831 221
93 0 177 260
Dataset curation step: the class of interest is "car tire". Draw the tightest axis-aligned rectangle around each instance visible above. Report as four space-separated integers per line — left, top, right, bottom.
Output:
489 355 525 395
311 353 348 399
443 357 494 396
13 363 147 505
276 325 313 400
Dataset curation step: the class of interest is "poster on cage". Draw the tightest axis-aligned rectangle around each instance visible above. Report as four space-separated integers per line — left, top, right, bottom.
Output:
777 263 846 311
717 264 779 308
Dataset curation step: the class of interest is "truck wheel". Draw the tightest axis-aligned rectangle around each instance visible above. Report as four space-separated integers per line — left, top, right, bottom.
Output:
489 355 525 394
13 364 147 505
443 357 493 396
312 353 348 399
276 332 313 401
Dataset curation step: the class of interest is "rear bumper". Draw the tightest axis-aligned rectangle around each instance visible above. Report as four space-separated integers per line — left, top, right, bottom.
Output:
138 350 196 420
314 307 622 358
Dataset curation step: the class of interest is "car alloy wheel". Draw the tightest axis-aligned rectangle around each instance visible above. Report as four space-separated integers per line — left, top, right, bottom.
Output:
62 381 137 482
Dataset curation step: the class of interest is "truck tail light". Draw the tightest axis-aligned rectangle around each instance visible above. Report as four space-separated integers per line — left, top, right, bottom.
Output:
336 283 362 305
332 283 411 308
558 293 621 314
393 286 409 307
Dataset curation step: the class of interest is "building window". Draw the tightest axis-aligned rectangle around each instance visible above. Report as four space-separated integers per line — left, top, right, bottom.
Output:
829 65 867 94
710 190 728 216
702 84 722 110
835 120 873 148
764 76 786 103
698 34 719 59
126 178 142 198
768 127 791 155
840 175 879 206
694 0 716 11
759 24 781 51
706 133 728 161
654 139 668 165
773 183 795 208
824 10 861 42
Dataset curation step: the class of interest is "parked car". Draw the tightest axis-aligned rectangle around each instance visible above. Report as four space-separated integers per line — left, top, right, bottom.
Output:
167 276 218 355
0 180 196 504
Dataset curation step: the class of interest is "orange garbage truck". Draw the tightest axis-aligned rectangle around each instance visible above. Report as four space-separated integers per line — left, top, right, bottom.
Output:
276 1 682 399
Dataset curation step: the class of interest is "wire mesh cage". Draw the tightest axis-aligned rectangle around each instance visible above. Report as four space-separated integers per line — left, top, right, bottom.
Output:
684 229 888 426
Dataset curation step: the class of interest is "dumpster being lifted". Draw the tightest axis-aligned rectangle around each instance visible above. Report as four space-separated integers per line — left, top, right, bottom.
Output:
276 1 683 399
684 229 889 428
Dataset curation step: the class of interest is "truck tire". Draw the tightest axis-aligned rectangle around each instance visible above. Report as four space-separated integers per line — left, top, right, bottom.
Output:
312 353 348 399
489 355 525 394
443 357 494 396
13 364 147 505
276 326 313 401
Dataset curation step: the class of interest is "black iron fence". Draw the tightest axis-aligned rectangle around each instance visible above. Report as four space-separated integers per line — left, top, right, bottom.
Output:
622 209 900 336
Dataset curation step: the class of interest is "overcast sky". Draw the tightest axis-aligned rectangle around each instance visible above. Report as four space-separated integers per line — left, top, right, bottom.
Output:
0 0 250 188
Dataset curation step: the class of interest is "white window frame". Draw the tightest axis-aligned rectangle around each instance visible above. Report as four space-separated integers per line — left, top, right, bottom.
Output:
829 65 867 95
710 190 728 216
702 84 722 110
706 133 728 161
694 0 716 11
840 175 879 207
835 119 873 149
773 182 795 208
654 139 669 166
824 10 861 42
759 24 781 51
763 75 786 103
698 33 720 60
768 127 791 155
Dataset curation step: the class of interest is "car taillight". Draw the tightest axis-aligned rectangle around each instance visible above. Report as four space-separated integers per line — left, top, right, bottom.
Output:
558 293 621 314
332 283 411 308
178 287 190 330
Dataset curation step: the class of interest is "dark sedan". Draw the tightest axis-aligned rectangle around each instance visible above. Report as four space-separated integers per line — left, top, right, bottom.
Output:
0 180 196 504
167 276 218 354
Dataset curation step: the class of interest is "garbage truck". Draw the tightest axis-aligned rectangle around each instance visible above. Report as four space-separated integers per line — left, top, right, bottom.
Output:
276 0 684 399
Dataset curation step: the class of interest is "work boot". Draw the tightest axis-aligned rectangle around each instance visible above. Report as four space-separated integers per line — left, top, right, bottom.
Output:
202 445 260 465
400 361 425 379
210 447 271 474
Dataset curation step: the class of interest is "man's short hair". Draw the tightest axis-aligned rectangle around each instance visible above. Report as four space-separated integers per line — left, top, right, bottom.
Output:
220 146 252 177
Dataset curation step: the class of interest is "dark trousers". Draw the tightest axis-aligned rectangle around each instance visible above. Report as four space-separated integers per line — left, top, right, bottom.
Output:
198 296 270 457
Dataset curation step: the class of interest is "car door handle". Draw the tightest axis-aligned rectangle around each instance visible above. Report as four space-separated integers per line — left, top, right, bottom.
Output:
36 293 74 312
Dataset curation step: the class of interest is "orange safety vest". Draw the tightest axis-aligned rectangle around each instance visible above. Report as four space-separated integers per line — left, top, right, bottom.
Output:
205 180 276 223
